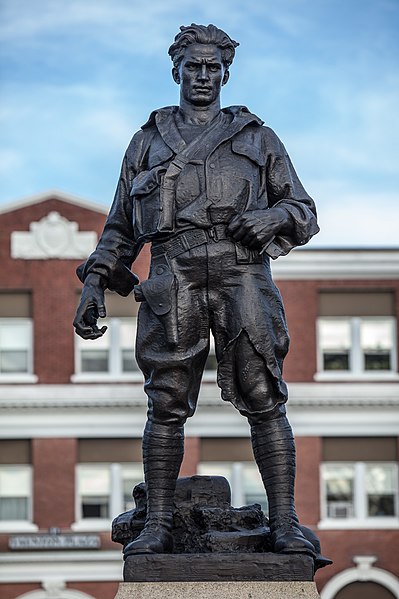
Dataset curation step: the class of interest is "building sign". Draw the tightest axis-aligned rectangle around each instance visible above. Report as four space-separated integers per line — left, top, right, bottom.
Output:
9 533 101 550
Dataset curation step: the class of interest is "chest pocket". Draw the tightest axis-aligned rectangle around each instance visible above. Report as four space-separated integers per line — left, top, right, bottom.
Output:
231 140 266 167
131 138 175 242
231 140 267 212
131 165 167 242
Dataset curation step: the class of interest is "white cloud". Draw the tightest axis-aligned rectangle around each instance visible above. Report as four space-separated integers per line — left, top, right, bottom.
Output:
307 186 399 247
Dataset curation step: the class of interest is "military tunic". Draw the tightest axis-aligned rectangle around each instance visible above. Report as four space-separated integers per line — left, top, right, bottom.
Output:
78 106 319 425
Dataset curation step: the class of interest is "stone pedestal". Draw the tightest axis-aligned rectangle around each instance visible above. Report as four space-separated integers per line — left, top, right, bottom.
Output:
115 581 321 598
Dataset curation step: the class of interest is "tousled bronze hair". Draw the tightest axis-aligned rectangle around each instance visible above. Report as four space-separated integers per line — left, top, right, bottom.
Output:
168 24 239 69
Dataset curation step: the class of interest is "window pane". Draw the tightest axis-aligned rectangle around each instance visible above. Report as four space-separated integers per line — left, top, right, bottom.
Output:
81 350 109 372
78 328 109 349
324 465 355 518
361 320 392 350
79 467 110 495
0 350 28 373
0 323 30 349
364 352 391 371
323 352 350 371
79 467 111 519
361 320 393 371
319 320 351 349
319 320 351 371
366 464 397 517
122 465 144 511
81 496 109 518
0 497 28 520
242 464 268 513
0 467 30 497
122 349 139 372
120 321 136 348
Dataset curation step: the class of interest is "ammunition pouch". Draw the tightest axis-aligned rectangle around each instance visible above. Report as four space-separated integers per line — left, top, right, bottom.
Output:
131 166 170 242
134 260 178 346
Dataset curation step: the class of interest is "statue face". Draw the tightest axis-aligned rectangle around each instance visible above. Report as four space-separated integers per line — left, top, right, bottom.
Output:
176 43 228 107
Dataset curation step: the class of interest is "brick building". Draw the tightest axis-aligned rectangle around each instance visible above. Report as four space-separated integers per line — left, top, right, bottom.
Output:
0 191 398 599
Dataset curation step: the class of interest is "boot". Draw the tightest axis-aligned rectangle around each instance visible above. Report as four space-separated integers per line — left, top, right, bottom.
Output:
251 414 316 558
123 421 184 557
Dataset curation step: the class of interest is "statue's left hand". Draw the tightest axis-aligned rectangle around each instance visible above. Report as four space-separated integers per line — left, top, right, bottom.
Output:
227 207 290 250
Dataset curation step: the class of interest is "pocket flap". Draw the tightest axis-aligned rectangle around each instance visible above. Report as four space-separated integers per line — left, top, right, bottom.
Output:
130 166 166 197
231 140 266 166
139 272 174 315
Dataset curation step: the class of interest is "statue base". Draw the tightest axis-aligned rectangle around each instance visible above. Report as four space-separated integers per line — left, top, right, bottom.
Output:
123 552 314 582
115 581 320 599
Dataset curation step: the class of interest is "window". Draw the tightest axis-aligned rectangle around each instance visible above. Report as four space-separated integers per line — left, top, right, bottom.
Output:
0 465 32 522
198 461 267 513
0 318 34 379
317 317 397 378
74 317 141 380
75 463 144 528
321 462 399 527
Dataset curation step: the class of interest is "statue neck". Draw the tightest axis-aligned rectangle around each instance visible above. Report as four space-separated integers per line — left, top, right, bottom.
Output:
178 98 221 126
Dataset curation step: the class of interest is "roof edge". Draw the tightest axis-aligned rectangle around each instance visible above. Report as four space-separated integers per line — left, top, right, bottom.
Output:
0 189 109 215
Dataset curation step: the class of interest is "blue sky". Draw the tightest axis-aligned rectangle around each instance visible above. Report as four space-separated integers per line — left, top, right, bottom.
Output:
1 0 398 247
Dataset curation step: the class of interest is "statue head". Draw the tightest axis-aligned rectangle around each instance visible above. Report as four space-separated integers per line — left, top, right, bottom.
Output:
169 24 239 106
168 24 239 71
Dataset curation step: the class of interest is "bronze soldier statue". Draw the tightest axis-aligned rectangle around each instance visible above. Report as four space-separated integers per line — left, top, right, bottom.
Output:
74 24 320 558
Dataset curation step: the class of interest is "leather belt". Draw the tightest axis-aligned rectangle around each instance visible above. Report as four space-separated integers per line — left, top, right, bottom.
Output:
152 225 230 260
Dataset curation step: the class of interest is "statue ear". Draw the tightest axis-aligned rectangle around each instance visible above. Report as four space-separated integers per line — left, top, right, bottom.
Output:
222 70 230 86
172 67 181 84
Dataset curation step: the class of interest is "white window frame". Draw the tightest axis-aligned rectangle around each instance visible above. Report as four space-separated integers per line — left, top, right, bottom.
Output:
0 464 38 532
315 316 398 381
0 318 37 383
319 461 399 530
72 462 144 531
72 317 143 382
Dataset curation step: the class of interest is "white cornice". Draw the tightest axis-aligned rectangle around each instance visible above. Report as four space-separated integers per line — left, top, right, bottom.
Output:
0 550 122 583
0 383 397 439
0 382 397 408
271 248 399 280
0 190 108 215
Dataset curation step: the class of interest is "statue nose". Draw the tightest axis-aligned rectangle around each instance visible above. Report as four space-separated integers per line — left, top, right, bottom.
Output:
199 64 210 80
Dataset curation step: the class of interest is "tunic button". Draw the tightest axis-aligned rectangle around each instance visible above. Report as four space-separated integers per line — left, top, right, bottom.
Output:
210 163 215 168
155 266 164 275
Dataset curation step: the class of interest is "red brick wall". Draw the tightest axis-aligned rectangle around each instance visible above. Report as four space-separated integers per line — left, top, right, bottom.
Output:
295 437 321 526
277 278 399 381
180 437 200 476
68 581 119 599
0 198 150 384
315 529 399 592
278 280 319 381
0 583 41 599
32 438 77 529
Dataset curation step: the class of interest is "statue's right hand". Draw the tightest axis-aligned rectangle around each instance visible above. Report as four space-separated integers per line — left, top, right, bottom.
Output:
73 275 108 340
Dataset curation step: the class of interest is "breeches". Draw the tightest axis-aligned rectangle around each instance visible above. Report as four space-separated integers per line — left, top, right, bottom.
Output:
135 240 289 427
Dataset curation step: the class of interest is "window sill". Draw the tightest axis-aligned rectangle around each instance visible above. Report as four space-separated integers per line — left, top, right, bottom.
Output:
71 519 112 532
70 373 144 383
0 521 39 533
318 518 399 530
314 372 399 382
0 374 38 384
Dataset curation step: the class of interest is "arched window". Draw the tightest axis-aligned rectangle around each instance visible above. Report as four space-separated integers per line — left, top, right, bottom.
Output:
321 556 399 599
